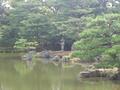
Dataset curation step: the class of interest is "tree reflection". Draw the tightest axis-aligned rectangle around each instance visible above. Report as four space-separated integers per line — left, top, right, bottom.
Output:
14 60 35 75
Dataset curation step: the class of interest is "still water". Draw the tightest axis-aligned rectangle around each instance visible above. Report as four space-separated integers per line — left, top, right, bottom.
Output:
0 56 120 90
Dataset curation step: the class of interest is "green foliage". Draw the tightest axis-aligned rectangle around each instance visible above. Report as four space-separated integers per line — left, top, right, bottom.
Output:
96 45 120 68
0 0 120 66
14 38 38 51
14 38 27 50
72 28 109 61
72 13 120 63
71 51 81 58
0 28 19 49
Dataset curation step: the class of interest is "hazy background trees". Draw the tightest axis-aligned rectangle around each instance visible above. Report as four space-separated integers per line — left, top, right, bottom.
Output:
0 0 120 67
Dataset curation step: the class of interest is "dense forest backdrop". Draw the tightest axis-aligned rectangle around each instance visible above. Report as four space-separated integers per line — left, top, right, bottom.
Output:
0 0 120 66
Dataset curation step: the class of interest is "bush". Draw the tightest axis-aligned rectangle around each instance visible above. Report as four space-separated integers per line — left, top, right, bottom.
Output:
96 45 120 68
71 51 81 58
71 51 95 62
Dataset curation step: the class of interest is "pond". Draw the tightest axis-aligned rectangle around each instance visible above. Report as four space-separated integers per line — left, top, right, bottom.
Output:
0 55 120 90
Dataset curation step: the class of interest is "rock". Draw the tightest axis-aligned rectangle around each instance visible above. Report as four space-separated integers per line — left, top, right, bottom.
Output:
70 58 80 64
41 50 51 58
79 69 107 78
36 51 52 58
110 73 120 80
51 55 61 62
98 68 118 74
80 70 100 78
79 68 120 80
22 51 33 61
78 67 120 80
79 71 91 78
35 52 41 58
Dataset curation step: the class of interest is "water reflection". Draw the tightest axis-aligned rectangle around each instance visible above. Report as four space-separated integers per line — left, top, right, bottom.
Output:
14 60 35 76
0 58 120 90
51 66 63 90
26 60 34 70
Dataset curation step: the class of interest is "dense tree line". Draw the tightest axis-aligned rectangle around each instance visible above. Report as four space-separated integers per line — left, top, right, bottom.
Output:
0 0 120 67
70 0 120 68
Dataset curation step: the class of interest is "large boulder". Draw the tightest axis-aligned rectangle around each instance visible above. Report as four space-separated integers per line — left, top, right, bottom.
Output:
79 70 106 78
79 68 120 80
36 51 52 58
51 55 61 62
